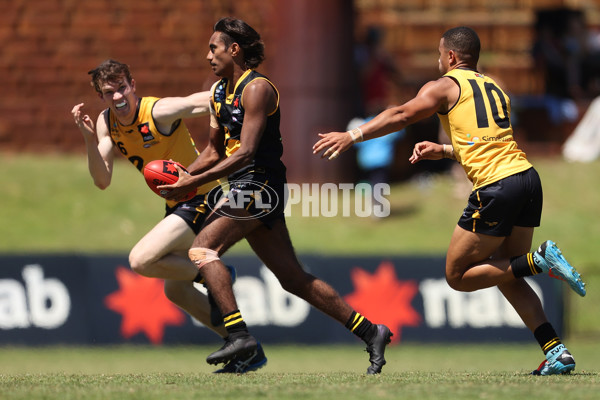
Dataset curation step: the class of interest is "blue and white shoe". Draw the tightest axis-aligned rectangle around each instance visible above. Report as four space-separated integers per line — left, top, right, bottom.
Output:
214 342 267 374
531 344 576 375
533 240 586 297
203 265 237 327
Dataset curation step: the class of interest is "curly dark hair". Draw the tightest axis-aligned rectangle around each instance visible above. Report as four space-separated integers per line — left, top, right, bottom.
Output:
88 59 133 93
214 17 265 69
442 26 480 65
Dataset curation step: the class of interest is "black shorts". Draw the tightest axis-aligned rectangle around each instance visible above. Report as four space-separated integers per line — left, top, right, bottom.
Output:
164 194 210 235
457 167 543 237
207 166 286 228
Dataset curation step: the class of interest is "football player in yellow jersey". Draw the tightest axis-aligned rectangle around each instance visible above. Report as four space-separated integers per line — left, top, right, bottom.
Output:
314 27 586 375
71 59 266 373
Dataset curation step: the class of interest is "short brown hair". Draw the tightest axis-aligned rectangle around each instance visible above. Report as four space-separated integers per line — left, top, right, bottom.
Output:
88 59 133 93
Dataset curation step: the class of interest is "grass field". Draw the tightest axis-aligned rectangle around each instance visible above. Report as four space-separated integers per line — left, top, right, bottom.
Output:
1 343 600 400
4 152 600 259
2 153 600 399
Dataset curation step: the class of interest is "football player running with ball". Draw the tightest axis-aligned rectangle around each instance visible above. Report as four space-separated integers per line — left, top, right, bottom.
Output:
313 26 586 375
71 59 266 373
160 18 393 374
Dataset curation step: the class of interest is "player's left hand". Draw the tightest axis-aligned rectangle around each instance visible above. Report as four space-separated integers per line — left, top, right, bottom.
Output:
157 162 195 201
312 131 354 160
409 141 444 164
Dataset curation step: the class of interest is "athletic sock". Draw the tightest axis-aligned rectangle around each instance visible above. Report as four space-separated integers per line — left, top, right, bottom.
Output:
534 322 562 355
345 311 377 343
223 310 249 337
511 253 543 278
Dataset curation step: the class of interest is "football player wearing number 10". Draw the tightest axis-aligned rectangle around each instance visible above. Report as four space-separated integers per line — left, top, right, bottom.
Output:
313 26 586 375
71 60 266 373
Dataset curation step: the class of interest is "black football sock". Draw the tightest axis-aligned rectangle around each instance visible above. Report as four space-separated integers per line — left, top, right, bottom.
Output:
223 310 249 337
345 311 377 343
511 253 543 278
534 322 562 355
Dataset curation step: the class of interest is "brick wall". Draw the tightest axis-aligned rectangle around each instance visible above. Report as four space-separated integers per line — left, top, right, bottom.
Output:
354 0 600 106
2 0 599 157
0 0 276 152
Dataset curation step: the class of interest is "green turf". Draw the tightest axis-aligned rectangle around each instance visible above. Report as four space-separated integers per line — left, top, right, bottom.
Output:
1 343 599 400
4 153 600 261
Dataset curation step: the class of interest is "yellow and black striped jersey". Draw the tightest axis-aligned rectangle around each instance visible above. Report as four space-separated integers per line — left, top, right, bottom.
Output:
438 68 532 189
211 70 285 173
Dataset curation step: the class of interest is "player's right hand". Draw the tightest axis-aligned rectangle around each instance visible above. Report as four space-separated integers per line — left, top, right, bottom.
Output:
312 130 354 160
71 103 96 139
157 162 197 202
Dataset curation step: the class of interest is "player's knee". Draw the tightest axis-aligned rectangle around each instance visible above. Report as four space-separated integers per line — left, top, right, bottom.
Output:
445 272 473 292
446 274 462 291
277 270 313 296
188 247 220 268
128 249 154 277
277 275 297 293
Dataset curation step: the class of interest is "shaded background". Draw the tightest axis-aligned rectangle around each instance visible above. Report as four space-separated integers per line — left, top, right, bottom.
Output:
1 0 599 183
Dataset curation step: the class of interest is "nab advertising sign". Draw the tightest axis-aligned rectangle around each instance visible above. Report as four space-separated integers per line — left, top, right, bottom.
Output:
0 254 564 346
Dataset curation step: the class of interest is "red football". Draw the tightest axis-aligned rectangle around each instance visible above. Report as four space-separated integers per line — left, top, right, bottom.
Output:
143 160 196 201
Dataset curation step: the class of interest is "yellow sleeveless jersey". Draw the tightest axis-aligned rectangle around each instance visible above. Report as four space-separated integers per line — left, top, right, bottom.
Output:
108 96 220 206
437 69 531 189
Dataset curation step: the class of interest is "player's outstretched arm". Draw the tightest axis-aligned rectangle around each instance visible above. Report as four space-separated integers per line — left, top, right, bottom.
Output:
152 91 212 126
313 79 449 161
72 104 114 189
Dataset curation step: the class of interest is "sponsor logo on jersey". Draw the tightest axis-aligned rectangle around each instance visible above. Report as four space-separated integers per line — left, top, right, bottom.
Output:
482 136 512 142
137 123 154 142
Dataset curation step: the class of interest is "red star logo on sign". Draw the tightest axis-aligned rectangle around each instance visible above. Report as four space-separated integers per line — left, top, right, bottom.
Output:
104 266 185 344
344 261 421 343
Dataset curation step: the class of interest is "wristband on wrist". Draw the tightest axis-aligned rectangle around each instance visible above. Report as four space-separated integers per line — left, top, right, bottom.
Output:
442 144 452 159
348 127 364 143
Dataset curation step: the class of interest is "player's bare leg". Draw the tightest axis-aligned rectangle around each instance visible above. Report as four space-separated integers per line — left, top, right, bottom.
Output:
246 219 392 374
129 214 228 336
445 225 520 291
246 219 354 324
445 225 577 374
193 211 263 314
129 214 200 280
163 279 227 337
191 211 263 365
444 225 551 330
497 279 547 331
